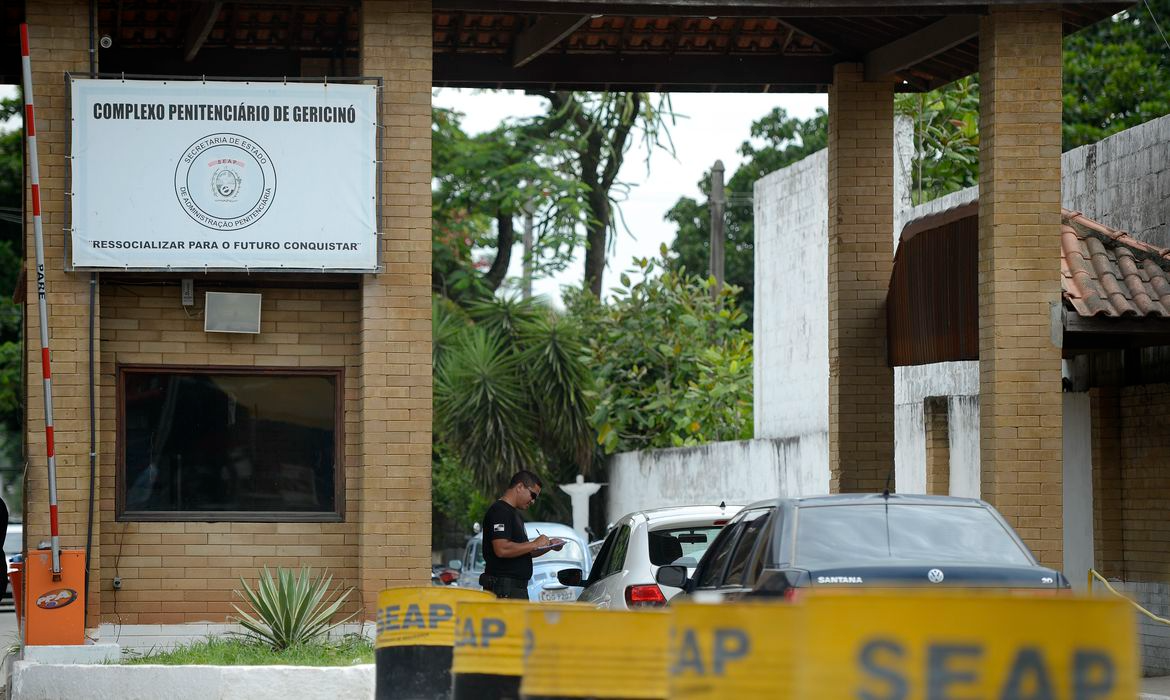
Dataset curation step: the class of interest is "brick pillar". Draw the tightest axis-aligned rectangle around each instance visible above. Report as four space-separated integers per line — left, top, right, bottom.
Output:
1090 386 1123 579
827 64 895 493
978 7 1064 568
924 397 950 495
356 1 433 614
23 0 103 628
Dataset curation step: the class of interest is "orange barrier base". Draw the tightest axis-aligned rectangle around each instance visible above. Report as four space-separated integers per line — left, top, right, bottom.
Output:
23 549 85 646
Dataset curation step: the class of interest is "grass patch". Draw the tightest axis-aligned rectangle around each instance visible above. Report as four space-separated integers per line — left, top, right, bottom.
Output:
123 634 373 666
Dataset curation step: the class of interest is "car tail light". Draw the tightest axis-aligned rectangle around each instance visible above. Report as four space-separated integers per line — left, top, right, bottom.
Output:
625 584 667 607
783 587 801 602
439 570 458 584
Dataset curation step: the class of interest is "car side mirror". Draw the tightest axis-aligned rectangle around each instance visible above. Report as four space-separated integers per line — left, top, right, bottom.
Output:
449 560 462 571
557 568 584 587
656 565 688 589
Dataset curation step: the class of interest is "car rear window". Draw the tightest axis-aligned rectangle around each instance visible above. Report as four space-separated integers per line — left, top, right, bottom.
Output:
793 504 1033 568
647 526 723 566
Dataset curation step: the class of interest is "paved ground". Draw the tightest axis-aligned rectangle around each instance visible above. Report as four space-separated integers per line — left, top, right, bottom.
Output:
1145 675 1170 699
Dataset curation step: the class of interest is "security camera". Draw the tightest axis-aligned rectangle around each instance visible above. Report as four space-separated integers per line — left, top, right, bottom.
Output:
99 35 113 49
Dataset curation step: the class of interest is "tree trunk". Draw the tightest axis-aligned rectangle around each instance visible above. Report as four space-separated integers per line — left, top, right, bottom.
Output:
484 213 514 292
583 195 609 296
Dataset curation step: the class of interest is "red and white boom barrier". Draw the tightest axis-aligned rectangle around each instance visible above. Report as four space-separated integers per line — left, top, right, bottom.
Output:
20 23 62 578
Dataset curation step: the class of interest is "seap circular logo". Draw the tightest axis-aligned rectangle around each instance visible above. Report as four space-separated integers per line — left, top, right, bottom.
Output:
174 132 277 231
36 588 78 610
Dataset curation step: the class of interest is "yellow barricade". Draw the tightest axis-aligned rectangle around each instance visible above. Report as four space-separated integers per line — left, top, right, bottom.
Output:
374 586 495 700
452 599 530 699
797 592 1138 699
522 607 669 700
375 586 494 649
668 600 802 699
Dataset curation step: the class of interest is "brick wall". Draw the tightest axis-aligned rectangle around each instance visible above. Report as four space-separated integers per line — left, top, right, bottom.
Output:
977 7 1065 568
357 0 434 607
1091 386 1125 578
924 397 949 495
827 63 895 494
1117 383 1170 581
22 0 102 625
1090 382 1170 674
22 0 435 626
97 284 362 624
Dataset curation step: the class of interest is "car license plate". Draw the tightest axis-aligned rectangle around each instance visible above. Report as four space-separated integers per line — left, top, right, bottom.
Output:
540 588 574 602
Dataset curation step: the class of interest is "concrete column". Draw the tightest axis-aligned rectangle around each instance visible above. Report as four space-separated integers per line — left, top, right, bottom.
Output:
978 7 1064 568
827 64 895 493
357 0 433 613
23 0 103 628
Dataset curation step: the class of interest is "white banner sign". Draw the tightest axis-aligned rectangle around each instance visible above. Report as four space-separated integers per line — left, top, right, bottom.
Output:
70 78 378 271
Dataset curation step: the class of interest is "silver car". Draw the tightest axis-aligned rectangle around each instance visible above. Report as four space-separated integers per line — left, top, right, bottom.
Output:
456 521 592 603
558 504 742 610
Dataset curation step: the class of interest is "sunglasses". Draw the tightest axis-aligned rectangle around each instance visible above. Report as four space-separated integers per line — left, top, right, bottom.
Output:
526 486 539 501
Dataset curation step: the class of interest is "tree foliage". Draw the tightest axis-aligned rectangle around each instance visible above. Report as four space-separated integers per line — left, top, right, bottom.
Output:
432 295 596 496
0 96 22 480
667 108 827 329
895 76 980 205
530 92 675 296
432 107 586 304
569 248 753 454
1064 1 1170 149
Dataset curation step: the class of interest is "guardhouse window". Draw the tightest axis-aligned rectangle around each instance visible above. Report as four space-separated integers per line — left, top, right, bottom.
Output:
118 366 343 521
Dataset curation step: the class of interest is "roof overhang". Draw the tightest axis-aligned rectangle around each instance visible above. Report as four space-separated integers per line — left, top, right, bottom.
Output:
887 206 1170 367
0 1 1129 91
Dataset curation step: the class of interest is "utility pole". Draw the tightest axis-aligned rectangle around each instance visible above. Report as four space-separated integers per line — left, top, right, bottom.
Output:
709 160 726 298
522 201 534 300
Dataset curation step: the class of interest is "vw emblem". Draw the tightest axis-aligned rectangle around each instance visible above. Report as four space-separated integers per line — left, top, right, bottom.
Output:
927 568 945 584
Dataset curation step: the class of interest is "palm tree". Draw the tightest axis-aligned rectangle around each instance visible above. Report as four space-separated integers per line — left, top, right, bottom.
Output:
433 295 596 494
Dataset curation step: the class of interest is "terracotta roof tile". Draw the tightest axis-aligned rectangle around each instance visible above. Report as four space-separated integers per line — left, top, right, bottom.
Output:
1061 209 1170 319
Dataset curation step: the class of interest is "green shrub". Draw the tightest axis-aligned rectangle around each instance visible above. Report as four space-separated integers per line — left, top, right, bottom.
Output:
232 567 356 651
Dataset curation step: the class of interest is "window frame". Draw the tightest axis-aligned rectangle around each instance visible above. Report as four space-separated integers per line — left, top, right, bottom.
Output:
693 513 748 590
722 508 773 590
116 364 345 523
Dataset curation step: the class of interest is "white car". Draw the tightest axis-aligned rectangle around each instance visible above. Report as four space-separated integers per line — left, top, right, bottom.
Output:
455 521 592 603
558 504 742 609
3 521 20 609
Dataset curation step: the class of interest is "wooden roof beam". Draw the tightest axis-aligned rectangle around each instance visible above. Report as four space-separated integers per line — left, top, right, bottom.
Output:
183 0 223 62
864 14 978 82
437 52 837 89
512 14 590 67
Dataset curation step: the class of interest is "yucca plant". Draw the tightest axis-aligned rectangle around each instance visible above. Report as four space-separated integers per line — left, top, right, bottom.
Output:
232 567 356 651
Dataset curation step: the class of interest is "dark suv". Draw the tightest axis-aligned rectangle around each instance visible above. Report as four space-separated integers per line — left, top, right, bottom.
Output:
657 493 1068 599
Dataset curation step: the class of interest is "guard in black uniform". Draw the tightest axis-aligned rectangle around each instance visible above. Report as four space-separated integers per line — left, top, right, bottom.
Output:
480 470 563 600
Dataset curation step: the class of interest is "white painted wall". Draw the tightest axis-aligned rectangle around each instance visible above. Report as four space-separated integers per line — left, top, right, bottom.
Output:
947 395 981 499
753 150 828 442
1062 392 1094 591
605 118 912 520
605 438 828 524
